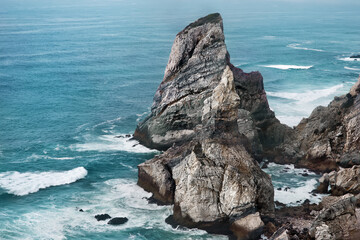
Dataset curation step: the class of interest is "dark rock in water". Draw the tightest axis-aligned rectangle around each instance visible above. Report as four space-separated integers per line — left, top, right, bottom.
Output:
143 195 168 206
79 209 84 212
302 173 309 177
284 187 290 191
277 187 282 191
350 54 360 58
95 214 111 221
108 217 128 225
125 134 131 138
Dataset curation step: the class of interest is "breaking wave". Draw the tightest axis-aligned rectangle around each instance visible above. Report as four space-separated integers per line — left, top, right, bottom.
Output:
0 167 87 196
263 65 313 70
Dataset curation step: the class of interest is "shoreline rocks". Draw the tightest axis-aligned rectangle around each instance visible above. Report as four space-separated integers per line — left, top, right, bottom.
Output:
133 12 360 239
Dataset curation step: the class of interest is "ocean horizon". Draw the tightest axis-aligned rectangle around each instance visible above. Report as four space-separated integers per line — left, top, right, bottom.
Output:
0 0 359 239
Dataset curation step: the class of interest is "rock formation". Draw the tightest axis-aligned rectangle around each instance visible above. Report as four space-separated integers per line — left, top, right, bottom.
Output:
133 11 360 239
138 66 274 238
275 76 360 172
309 196 357 239
133 13 291 160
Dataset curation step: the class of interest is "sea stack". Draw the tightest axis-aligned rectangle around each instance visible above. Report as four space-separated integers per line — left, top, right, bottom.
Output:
133 13 292 160
135 13 276 238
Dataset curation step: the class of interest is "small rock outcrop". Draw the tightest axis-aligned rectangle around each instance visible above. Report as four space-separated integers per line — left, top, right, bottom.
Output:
108 217 128 225
95 214 111 221
138 65 274 237
328 166 360 195
133 13 291 160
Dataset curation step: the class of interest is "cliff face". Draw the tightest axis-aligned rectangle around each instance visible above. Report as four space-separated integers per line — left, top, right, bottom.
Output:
275 76 360 172
138 66 274 238
133 13 291 160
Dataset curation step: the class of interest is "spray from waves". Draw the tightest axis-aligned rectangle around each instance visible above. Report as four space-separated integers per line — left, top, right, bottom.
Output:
0 167 87 196
267 84 344 104
274 178 323 205
263 65 313 70
345 66 360 71
263 163 325 206
71 134 158 153
287 43 324 52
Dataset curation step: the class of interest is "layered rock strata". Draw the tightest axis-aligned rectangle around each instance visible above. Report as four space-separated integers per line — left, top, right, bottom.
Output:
133 13 291 159
139 65 274 237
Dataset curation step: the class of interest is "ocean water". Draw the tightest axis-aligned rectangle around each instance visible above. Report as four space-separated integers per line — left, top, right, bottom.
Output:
0 0 359 239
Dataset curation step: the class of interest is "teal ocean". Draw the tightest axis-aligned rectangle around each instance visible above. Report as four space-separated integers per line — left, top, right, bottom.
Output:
0 0 359 239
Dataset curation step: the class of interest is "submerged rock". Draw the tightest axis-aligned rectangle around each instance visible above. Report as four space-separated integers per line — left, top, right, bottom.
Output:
95 214 111 221
108 217 128 225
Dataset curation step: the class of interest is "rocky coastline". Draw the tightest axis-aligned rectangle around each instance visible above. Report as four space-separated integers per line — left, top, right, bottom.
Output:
133 13 360 239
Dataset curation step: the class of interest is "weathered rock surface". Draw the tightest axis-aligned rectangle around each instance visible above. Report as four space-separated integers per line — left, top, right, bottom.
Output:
274 76 360 172
138 65 274 237
133 13 291 160
310 196 357 239
328 166 360 195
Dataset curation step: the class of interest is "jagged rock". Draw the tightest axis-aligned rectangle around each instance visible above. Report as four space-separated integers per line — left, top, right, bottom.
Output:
95 214 111 221
278 76 360 172
270 226 289 240
138 65 274 236
310 196 357 239
230 212 264 240
328 166 360 195
107 217 128 225
134 13 291 160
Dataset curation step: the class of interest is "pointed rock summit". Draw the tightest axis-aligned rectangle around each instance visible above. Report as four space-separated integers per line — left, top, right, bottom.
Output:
136 13 276 238
134 13 291 160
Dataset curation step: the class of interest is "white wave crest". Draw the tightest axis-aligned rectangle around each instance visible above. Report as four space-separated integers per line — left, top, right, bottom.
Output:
0 167 87 196
339 57 360 62
264 65 313 70
344 66 360 71
71 134 157 153
287 43 324 52
267 84 343 103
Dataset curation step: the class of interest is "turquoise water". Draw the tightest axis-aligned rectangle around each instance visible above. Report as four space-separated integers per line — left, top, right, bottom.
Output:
0 0 359 239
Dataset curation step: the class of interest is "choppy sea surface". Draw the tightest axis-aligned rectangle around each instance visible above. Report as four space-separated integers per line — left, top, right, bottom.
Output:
0 0 359 239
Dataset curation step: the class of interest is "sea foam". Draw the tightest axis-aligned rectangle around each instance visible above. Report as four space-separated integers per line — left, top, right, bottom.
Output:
72 134 157 153
267 84 343 103
264 65 313 70
0 167 87 196
339 57 360 62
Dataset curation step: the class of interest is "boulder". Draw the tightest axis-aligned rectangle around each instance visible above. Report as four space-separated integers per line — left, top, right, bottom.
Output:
95 214 111 221
108 217 128 225
230 212 264 240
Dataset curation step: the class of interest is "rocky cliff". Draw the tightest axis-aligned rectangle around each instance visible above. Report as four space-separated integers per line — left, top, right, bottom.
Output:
133 13 291 160
138 65 274 238
273 76 360 172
